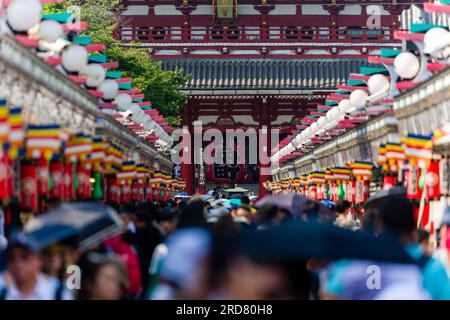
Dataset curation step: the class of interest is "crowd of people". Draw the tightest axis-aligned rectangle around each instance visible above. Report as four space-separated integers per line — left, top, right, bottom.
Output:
1 190 450 300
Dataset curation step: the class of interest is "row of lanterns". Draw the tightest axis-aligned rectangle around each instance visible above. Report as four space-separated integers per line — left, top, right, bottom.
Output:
271 9 450 164
4 0 174 146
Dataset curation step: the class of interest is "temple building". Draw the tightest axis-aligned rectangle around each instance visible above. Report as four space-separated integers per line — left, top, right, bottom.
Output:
119 0 421 195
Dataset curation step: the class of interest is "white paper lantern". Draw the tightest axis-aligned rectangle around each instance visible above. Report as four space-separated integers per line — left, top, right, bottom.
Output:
98 79 119 100
286 143 294 153
326 109 335 121
424 27 450 54
6 0 42 32
144 120 157 132
310 122 319 134
62 45 88 72
349 90 368 110
115 94 133 112
80 64 106 88
394 52 420 79
132 108 145 124
331 107 340 119
39 20 64 42
338 99 354 114
368 74 390 95
317 116 327 129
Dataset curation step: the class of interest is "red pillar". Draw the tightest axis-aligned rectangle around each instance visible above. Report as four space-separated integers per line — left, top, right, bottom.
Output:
258 98 271 197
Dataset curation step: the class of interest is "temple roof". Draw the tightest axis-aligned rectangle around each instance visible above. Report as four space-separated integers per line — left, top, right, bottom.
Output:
161 59 372 92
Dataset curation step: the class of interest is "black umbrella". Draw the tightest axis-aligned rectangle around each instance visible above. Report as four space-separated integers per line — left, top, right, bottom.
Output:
24 202 124 252
255 194 332 219
234 221 412 264
364 187 407 209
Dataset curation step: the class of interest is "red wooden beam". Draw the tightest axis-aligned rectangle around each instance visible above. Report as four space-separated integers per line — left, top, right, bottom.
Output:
43 56 62 66
424 2 450 14
310 111 326 116
120 89 141 94
114 78 132 84
368 55 395 65
88 90 103 98
349 73 370 81
427 62 449 72
102 61 119 69
63 22 89 32
339 85 369 92
396 81 419 90
131 94 145 99
85 44 106 52
14 35 39 47
99 102 117 109
67 75 86 84
394 31 425 41
317 105 333 110
139 102 152 107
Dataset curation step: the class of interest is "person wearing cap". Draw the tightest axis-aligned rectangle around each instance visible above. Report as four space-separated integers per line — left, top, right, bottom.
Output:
0 234 72 300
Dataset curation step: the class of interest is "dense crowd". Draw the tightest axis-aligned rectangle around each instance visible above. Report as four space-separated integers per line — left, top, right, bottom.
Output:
1 190 450 300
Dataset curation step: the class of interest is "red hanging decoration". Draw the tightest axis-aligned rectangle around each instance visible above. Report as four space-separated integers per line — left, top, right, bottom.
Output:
131 181 139 202
348 180 356 203
36 158 49 197
382 175 396 190
106 177 120 204
425 160 440 200
407 165 421 200
7 157 15 199
49 161 63 200
0 153 10 201
63 163 74 201
20 161 38 211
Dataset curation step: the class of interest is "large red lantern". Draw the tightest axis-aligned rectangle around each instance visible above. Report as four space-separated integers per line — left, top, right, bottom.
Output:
7 157 15 199
348 180 356 203
425 160 440 200
382 175 396 190
440 156 449 196
106 176 120 204
0 153 9 201
407 165 421 200
36 158 49 197
20 161 38 211
76 166 90 199
63 163 74 201
131 181 139 202
49 161 63 200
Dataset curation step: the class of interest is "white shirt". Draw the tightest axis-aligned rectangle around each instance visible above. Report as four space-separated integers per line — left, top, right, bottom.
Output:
0 273 73 300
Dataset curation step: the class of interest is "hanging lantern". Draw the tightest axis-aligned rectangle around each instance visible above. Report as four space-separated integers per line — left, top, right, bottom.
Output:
131 180 139 202
6 0 42 33
348 179 356 203
81 64 106 88
20 160 38 211
63 163 74 201
91 172 103 200
394 52 420 79
76 165 90 199
36 158 49 197
7 158 16 199
368 74 390 95
407 164 421 200
115 94 133 112
39 20 64 43
425 160 440 200
440 156 450 196
61 45 89 73
337 183 345 199
0 154 10 201
49 160 63 200
99 80 119 101
349 90 368 111
382 175 396 190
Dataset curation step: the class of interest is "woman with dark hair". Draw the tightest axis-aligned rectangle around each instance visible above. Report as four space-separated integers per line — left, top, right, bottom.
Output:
77 252 128 300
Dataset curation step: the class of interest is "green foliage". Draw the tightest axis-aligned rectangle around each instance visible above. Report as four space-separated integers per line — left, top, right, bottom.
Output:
45 0 187 127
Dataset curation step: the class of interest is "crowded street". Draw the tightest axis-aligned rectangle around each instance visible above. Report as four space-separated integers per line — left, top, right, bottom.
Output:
0 0 450 303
